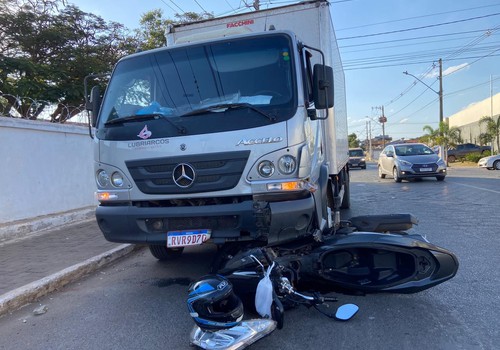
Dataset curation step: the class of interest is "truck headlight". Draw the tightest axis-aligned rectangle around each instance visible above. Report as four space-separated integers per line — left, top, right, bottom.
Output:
258 160 275 177
111 172 124 187
278 155 297 174
96 170 110 187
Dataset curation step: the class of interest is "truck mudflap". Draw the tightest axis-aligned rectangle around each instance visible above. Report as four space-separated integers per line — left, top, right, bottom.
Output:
95 193 316 245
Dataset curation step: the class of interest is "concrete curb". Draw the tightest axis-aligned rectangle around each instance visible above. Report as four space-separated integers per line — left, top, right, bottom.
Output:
0 244 141 317
0 207 96 244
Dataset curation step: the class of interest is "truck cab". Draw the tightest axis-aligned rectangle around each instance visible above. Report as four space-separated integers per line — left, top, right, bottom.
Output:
86 0 349 260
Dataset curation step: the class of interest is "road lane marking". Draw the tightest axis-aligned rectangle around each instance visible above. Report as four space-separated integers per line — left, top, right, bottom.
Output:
449 181 500 194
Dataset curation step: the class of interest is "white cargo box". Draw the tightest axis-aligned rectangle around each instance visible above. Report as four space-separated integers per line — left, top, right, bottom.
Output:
166 0 348 175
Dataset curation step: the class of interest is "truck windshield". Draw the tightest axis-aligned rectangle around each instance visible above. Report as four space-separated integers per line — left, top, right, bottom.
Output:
97 34 296 134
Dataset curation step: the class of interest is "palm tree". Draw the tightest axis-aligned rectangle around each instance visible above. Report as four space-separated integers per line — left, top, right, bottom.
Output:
422 122 460 148
479 115 500 154
422 122 461 163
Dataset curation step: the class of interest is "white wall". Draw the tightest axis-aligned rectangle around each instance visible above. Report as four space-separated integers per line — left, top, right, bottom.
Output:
0 118 96 225
447 93 500 127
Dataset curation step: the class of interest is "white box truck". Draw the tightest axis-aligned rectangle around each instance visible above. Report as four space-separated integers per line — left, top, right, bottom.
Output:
86 0 350 260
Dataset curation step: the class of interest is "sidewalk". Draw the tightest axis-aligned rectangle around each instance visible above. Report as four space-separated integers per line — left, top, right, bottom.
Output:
0 219 138 316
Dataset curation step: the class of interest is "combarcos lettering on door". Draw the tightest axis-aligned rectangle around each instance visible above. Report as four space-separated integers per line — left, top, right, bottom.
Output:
236 137 283 146
128 138 170 148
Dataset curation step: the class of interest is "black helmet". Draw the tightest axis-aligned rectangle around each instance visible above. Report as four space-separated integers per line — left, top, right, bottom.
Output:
187 275 244 331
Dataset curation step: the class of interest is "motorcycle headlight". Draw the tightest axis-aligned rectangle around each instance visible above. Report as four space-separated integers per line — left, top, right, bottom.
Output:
278 155 297 175
111 172 124 187
258 160 275 177
96 170 110 187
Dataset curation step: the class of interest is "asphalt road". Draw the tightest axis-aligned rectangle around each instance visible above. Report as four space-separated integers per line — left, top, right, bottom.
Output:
0 164 498 350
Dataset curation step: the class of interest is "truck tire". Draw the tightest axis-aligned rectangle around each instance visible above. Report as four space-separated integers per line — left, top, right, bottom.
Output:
447 155 456 163
340 171 350 209
148 245 184 261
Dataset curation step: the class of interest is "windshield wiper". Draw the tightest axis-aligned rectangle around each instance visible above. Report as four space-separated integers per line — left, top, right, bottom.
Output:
105 113 186 134
181 103 276 122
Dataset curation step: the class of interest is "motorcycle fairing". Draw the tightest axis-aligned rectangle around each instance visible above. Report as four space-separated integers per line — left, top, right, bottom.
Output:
217 232 458 296
296 232 459 294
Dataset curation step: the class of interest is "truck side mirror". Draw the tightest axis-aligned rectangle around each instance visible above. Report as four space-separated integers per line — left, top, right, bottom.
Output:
312 64 334 110
87 85 101 127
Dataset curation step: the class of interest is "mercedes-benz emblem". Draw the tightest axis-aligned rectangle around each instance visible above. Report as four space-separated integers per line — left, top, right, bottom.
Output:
172 163 196 188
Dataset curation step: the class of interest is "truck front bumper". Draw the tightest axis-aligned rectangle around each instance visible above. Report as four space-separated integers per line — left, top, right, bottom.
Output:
95 194 316 245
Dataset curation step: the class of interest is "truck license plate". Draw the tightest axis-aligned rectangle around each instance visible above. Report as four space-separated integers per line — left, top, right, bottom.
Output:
420 167 432 172
167 229 211 248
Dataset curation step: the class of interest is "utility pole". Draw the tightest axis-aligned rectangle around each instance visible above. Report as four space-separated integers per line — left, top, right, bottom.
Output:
404 57 443 126
373 106 387 147
369 121 373 160
243 0 260 10
365 121 370 160
438 58 443 125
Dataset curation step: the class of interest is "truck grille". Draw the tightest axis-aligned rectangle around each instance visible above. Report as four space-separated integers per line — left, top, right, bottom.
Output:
145 216 240 232
126 151 250 194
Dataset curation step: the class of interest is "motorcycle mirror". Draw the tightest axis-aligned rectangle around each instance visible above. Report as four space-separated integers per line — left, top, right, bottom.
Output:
335 304 359 321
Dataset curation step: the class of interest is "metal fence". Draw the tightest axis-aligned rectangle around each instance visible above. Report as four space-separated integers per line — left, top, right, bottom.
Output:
0 94 87 124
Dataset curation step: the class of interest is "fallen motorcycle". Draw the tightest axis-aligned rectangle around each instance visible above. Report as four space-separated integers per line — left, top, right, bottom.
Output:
187 214 459 349
218 214 458 297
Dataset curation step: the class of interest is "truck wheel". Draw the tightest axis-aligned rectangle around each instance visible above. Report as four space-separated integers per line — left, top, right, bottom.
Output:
448 155 456 163
340 172 350 209
148 245 184 261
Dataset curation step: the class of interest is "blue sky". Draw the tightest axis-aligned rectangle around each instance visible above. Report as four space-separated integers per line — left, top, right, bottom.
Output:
70 0 500 141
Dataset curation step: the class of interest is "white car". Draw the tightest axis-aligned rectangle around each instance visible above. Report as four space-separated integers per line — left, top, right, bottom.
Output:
478 154 500 170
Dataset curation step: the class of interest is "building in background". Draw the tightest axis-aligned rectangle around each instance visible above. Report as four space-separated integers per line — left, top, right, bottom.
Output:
447 92 500 151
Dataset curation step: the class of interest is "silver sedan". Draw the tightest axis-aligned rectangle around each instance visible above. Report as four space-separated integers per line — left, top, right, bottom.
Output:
378 143 447 182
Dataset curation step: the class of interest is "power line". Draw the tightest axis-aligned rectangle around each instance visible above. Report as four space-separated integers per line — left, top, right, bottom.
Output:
444 76 500 97
341 32 500 53
337 13 500 40
168 0 185 14
339 29 497 49
342 43 500 68
224 0 235 11
158 0 177 13
343 53 500 71
388 83 438 118
372 26 499 111
387 75 500 127
193 0 207 13
336 4 500 32
444 47 500 77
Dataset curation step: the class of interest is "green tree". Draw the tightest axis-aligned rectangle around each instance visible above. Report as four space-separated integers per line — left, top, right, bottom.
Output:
479 115 500 154
348 133 360 148
136 9 214 51
422 122 461 149
136 9 173 50
0 0 135 122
